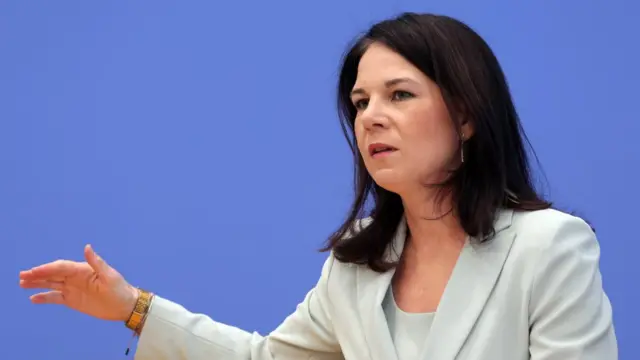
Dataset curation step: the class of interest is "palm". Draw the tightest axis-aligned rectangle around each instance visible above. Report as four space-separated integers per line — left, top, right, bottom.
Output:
19 245 138 322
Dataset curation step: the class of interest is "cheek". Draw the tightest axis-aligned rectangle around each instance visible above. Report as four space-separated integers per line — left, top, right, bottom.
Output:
405 108 458 164
354 122 367 154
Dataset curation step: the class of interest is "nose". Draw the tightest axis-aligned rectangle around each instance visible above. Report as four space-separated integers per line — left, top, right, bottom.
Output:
359 99 391 131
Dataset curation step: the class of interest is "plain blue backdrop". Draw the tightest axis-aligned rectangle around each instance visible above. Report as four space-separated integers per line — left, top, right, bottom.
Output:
2 1 638 358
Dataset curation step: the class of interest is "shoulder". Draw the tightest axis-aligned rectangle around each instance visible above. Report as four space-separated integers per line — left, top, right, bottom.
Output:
510 207 593 236
509 208 597 251
505 208 601 274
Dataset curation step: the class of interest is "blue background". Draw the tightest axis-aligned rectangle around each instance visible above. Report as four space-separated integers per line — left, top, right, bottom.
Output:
2 1 638 358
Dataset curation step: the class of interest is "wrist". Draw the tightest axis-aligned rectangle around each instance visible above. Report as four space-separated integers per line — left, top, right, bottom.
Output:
120 285 140 322
130 286 140 316
124 287 154 332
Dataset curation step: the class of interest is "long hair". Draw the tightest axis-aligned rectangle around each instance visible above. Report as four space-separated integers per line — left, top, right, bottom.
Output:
321 12 551 272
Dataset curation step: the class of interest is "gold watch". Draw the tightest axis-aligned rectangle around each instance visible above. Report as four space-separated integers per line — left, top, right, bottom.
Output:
125 288 153 331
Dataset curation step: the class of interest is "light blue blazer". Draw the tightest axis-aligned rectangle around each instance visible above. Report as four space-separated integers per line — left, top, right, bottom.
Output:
134 209 617 359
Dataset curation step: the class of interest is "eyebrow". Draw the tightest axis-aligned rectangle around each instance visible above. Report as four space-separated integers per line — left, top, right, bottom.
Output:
350 77 418 97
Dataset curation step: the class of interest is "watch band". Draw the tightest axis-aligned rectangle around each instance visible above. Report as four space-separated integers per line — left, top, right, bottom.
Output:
125 288 153 331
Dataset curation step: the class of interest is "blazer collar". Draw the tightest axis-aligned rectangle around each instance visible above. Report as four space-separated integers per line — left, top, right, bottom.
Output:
356 209 516 360
356 216 407 360
422 209 516 359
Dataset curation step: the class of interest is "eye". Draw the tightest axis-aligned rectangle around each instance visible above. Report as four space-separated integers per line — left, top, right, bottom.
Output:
353 98 369 110
392 90 414 101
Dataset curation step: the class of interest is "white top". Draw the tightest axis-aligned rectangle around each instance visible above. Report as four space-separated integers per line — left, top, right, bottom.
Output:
382 285 436 359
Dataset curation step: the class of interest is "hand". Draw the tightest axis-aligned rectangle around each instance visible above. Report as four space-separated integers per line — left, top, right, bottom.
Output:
19 244 139 322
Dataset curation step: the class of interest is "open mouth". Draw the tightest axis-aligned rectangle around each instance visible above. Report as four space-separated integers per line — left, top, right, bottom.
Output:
369 143 398 157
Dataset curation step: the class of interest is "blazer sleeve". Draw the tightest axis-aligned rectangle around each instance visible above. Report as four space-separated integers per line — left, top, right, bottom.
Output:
134 254 342 360
528 216 618 359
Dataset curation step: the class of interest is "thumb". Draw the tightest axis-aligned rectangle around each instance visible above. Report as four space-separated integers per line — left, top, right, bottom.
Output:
84 244 110 274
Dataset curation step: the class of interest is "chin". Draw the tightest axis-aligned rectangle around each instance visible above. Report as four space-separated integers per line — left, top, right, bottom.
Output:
370 169 405 193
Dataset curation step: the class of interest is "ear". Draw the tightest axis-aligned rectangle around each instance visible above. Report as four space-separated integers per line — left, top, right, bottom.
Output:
452 101 474 140
460 117 474 140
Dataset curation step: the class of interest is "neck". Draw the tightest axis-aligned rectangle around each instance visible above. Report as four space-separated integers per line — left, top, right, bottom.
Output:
400 188 467 250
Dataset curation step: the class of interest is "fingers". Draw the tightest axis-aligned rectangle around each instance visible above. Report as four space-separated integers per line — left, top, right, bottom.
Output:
19 279 65 291
19 259 80 281
84 244 110 274
30 291 65 305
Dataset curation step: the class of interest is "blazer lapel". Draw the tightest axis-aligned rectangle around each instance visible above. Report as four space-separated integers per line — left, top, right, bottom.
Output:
356 218 407 360
421 209 516 360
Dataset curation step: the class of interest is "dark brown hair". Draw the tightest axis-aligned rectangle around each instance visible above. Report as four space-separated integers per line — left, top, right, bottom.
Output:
321 12 551 272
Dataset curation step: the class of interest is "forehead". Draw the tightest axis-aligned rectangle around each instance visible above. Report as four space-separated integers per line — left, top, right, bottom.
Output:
354 43 424 85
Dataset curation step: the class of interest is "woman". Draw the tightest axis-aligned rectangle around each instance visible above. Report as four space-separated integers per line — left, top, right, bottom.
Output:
18 12 617 359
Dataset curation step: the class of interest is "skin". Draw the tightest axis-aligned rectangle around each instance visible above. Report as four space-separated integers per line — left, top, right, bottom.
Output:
19 245 138 322
18 42 476 329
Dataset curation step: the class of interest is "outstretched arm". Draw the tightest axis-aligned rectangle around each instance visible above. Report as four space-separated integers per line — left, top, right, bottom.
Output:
19 246 343 360
134 254 342 359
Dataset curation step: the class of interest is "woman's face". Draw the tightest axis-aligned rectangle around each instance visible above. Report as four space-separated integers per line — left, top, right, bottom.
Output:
351 42 469 195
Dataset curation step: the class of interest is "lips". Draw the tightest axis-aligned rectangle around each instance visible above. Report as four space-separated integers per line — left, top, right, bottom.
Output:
368 143 398 157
